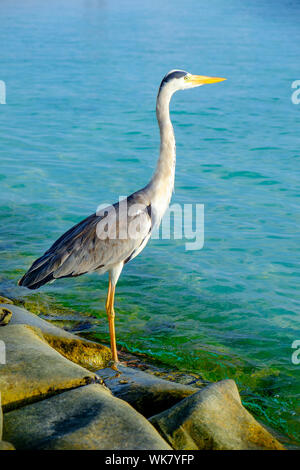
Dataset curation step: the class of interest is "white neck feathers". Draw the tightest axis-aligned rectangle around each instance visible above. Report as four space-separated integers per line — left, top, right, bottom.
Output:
146 86 176 222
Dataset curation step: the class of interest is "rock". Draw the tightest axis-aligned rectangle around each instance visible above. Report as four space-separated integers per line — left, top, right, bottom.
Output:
147 370 207 387
0 303 111 370
0 394 3 438
149 379 285 450
0 296 13 305
0 394 15 450
96 365 197 417
0 307 12 326
3 383 171 450
0 324 99 411
0 441 15 450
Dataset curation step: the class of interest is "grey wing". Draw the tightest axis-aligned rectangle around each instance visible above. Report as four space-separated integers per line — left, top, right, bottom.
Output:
18 192 152 289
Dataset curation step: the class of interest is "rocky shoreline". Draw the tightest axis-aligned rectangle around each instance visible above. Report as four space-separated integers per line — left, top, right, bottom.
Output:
0 297 285 450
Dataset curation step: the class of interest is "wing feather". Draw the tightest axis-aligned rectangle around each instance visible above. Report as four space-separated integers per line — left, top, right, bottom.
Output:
19 190 152 289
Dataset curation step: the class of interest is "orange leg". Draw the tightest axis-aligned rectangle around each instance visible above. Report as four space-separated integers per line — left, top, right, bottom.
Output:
106 275 119 370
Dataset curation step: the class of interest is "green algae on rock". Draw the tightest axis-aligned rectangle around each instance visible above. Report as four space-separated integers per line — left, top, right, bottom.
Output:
0 324 99 411
150 379 285 450
0 296 14 305
0 307 12 326
1 303 111 370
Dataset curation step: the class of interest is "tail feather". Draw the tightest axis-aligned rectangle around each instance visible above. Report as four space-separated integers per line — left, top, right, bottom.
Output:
18 271 55 290
18 252 63 290
18 248 84 289
18 212 99 290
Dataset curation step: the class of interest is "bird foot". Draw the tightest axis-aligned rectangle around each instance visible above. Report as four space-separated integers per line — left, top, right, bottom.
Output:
109 360 122 377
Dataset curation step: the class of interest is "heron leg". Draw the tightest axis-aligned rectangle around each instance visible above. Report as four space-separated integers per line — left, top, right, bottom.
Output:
106 275 119 370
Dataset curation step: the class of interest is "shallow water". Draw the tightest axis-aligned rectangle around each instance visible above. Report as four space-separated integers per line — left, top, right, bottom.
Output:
0 0 299 444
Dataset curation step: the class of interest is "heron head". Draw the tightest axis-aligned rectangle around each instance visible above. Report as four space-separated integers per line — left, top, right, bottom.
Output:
159 69 226 94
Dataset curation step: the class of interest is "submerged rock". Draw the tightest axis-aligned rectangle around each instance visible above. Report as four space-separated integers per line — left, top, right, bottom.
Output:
96 364 198 417
149 379 285 450
0 307 12 326
3 383 171 450
0 303 111 370
0 324 99 411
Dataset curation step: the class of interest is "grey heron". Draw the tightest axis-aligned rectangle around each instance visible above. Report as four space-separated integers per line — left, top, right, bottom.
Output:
19 70 225 369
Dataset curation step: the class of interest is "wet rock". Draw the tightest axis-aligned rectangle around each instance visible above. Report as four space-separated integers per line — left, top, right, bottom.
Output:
146 370 207 388
0 303 111 370
96 365 197 417
149 379 285 450
0 307 12 326
0 296 13 305
0 324 99 411
3 383 171 450
117 349 207 388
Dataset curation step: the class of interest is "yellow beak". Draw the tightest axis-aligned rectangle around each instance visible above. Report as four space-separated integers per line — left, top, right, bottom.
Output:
188 75 226 85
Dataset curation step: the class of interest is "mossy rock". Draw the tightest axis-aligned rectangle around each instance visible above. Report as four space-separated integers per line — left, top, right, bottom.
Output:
150 379 285 450
0 303 111 370
0 324 99 411
0 307 12 326
0 296 13 305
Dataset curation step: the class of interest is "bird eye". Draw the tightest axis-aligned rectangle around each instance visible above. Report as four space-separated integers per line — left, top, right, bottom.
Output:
184 75 189 80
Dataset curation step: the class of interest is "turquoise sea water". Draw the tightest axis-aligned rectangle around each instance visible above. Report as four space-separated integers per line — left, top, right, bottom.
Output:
0 0 299 444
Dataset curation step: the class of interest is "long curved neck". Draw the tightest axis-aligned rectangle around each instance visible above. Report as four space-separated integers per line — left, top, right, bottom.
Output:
147 87 176 217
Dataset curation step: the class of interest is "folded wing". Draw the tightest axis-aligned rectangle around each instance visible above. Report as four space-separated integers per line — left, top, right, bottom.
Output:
19 191 152 289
